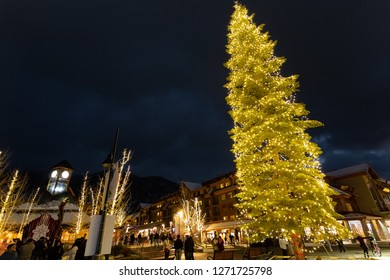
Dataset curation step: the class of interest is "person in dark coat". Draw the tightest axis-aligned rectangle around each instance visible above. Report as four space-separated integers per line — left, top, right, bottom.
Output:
217 236 225 252
354 235 369 258
14 238 23 253
336 238 346 253
173 235 183 260
184 235 195 260
212 236 219 252
32 237 48 260
75 236 87 260
0 243 18 260
47 240 64 260
130 233 135 245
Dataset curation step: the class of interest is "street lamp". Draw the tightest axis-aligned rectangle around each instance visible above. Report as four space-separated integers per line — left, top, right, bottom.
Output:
85 129 119 259
100 153 114 212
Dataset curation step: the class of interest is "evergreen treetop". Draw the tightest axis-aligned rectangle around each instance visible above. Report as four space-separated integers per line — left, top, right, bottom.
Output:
225 3 350 243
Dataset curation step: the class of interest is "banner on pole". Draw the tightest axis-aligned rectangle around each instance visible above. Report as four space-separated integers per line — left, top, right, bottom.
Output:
84 214 115 256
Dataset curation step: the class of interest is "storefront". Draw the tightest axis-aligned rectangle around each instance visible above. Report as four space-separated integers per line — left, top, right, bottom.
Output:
343 212 390 241
203 219 252 244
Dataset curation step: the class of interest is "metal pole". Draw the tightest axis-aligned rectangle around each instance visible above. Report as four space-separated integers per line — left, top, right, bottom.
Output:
94 128 119 257
100 129 119 211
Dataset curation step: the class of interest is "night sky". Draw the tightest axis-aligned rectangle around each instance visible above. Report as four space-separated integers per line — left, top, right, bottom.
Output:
1 1 389 183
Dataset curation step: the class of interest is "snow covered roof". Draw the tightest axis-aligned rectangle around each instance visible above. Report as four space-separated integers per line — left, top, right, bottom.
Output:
13 201 80 212
139 203 151 209
7 209 90 227
7 200 90 227
329 186 351 196
326 163 380 179
181 181 201 191
341 212 382 220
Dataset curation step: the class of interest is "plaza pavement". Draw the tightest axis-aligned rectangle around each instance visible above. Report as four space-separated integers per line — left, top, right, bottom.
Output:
119 241 390 260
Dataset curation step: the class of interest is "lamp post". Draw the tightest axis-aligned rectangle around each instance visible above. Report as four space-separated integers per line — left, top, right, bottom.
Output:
93 128 119 258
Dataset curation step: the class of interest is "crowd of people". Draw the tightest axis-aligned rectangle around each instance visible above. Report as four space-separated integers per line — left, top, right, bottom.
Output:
1 231 382 260
0 235 88 260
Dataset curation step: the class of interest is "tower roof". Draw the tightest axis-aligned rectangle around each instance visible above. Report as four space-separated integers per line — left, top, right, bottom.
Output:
50 160 74 171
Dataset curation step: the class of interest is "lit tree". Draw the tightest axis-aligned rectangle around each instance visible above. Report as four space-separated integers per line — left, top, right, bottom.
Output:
181 199 191 233
75 173 89 235
108 149 132 221
181 198 205 243
115 208 127 228
0 151 28 238
90 178 104 216
225 3 350 257
85 149 131 225
0 168 28 237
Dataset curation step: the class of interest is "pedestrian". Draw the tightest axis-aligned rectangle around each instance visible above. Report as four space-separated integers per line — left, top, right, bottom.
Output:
137 233 143 247
368 233 376 248
154 232 160 247
279 236 289 256
173 234 183 260
75 235 87 260
162 237 171 259
47 240 64 260
184 235 195 260
0 243 18 260
18 238 35 260
150 233 154 245
62 243 78 260
14 238 23 253
212 235 219 252
354 235 369 258
336 238 346 253
130 233 135 245
229 234 234 245
32 237 48 260
217 236 224 252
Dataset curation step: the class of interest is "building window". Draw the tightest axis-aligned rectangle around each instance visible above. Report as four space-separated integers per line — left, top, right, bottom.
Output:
221 194 226 201
345 203 353 212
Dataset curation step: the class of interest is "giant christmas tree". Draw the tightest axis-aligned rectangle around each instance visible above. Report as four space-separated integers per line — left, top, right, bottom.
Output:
225 3 350 253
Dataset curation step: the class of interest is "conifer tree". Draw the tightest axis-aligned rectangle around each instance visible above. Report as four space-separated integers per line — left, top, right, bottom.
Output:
225 3 350 249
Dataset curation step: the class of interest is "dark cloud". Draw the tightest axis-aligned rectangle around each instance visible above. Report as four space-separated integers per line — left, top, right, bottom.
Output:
1 1 389 182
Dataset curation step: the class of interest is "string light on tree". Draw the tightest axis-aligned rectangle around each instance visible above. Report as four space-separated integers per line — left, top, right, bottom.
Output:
76 173 89 235
225 3 350 258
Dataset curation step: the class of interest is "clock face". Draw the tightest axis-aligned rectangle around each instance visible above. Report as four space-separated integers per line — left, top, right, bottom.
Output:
51 170 58 178
61 170 70 179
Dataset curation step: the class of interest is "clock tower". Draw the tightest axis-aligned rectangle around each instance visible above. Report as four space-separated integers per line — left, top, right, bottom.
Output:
47 160 74 196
